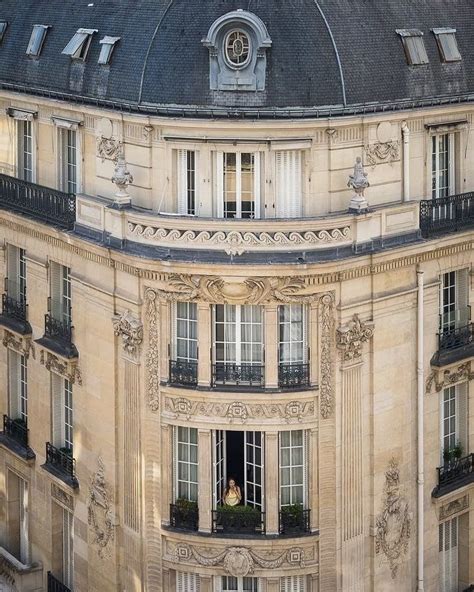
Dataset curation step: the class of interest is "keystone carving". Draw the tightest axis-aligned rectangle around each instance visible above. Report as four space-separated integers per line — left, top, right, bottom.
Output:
88 457 114 558
425 362 474 394
112 310 143 357
337 314 374 362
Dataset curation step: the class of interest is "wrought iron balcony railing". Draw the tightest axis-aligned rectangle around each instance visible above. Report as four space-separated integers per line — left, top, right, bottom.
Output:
169 359 198 387
278 363 310 389
419 192 474 238
3 415 29 449
435 453 474 495
47 572 71 592
438 323 474 352
169 501 199 531
212 363 264 388
279 506 311 535
45 442 78 487
212 506 265 535
0 173 76 230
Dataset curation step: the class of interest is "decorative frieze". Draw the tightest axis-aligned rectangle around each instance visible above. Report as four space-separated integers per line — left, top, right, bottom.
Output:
375 459 411 578
425 362 474 394
145 288 160 412
2 330 35 359
128 222 351 256
88 457 115 558
364 141 400 166
112 310 143 357
337 314 374 362
51 483 74 510
40 350 82 385
319 292 335 419
439 495 469 521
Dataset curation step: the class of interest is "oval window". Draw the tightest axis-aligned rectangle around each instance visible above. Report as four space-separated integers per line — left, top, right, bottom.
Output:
225 30 251 67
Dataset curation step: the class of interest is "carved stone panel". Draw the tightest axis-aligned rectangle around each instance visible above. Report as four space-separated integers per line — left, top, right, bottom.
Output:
112 310 143 358
2 330 35 359
145 289 160 412
40 350 82 385
319 292 335 419
87 457 115 558
439 495 469 521
425 362 474 394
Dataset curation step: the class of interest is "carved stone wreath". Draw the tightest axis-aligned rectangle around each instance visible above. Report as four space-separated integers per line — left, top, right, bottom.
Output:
112 310 143 357
337 314 374 362
425 362 474 394
87 457 114 558
375 458 411 578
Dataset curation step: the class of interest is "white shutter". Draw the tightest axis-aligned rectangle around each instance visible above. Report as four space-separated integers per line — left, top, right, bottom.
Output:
457 382 468 455
62 508 74 589
455 268 469 326
8 350 20 418
275 151 302 218
6 245 19 299
280 575 306 592
177 150 188 215
49 261 62 319
439 518 458 592
176 572 200 592
448 133 455 195
216 152 224 218
303 430 309 507
253 152 261 219
19 479 29 564
171 302 177 360
302 305 308 363
51 374 63 447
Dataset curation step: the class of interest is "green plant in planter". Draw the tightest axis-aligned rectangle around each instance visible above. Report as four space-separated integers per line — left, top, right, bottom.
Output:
175 498 198 513
217 504 261 530
59 447 72 456
12 417 26 426
443 447 453 464
453 441 463 460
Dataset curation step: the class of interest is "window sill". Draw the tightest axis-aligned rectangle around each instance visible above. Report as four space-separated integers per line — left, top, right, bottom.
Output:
35 335 78 360
0 313 32 336
0 433 35 462
41 462 79 490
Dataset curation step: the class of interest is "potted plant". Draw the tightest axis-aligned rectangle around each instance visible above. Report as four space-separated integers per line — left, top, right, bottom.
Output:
217 504 261 533
280 503 305 532
443 447 453 465
453 441 463 460
173 498 198 529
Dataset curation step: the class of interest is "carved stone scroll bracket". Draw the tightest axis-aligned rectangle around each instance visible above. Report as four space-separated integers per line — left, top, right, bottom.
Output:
2 329 35 360
438 495 469 521
87 457 115 559
112 310 143 358
375 458 411 578
336 314 374 363
145 288 160 412
319 292 335 419
425 362 474 395
40 350 82 385
172 543 305 577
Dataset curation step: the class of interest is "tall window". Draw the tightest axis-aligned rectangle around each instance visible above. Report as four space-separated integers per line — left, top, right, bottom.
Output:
8 350 28 423
175 427 198 502
177 150 196 215
17 120 33 182
216 152 260 219
280 576 307 592
6 244 26 303
275 150 302 218
440 383 468 464
7 471 29 564
177 572 200 592
439 517 458 592
432 134 455 199
50 262 71 325
280 430 307 507
173 302 198 363
440 269 469 331
218 576 260 592
59 128 78 193
52 374 74 453
279 305 307 365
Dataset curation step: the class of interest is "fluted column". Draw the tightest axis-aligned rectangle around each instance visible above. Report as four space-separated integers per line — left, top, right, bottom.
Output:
309 427 319 532
198 428 213 534
264 304 279 389
264 431 279 535
198 303 211 388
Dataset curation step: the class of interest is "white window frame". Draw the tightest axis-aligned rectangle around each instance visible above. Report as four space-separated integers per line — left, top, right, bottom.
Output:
53 118 82 194
440 383 468 464
278 305 308 365
275 150 303 218
213 304 264 367
439 517 458 592
98 36 120 65
279 430 307 507
440 269 469 331
6 244 26 302
216 576 260 592
174 426 198 502
49 261 72 324
177 572 200 592
26 24 50 57
280 576 307 592
245 431 264 511
7 110 37 183
52 374 74 452
177 149 198 215
8 350 28 423
216 151 261 219
432 133 455 199
62 507 74 589
172 302 198 362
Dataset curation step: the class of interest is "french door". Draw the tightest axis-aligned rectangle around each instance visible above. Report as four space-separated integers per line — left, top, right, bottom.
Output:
216 152 261 219
245 432 264 510
439 517 458 592
213 430 226 506
432 133 455 199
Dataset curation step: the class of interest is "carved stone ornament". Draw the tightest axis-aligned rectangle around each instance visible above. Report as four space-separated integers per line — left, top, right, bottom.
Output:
425 362 474 394
375 458 411 578
111 148 133 205
40 350 82 385
348 157 370 213
2 330 35 359
0 554 23 588
97 136 121 162
439 495 469 521
51 483 74 510
319 292 335 419
87 457 114 558
112 310 143 357
128 222 352 256
364 141 400 166
337 314 374 362
172 543 305 577
145 289 160 412
165 396 314 423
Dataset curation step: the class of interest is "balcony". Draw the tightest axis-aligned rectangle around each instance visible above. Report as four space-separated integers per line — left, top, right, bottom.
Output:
0 280 31 335
432 453 474 497
212 506 265 536
169 501 199 531
43 442 78 489
35 304 78 359
47 572 71 592
278 363 310 389
279 506 311 535
420 192 474 238
0 415 35 460
0 173 76 230
431 314 474 367
169 359 198 387
212 363 264 389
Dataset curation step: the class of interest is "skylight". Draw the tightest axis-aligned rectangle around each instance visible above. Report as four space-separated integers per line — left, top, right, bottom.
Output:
396 29 429 66
62 28 97 60
0 22 8 43
26 25 50 57
98 36 120 65
432 28 461 63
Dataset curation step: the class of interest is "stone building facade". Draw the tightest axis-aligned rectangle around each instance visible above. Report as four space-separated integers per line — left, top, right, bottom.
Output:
0 2 473 592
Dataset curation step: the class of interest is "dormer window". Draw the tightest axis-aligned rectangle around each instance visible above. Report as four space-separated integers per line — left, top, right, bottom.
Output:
432 28 461 63
202 10 271 91
0 22 8 43
396 29 429 65
98 36 120 65
26 25 50 57
62 28 97 61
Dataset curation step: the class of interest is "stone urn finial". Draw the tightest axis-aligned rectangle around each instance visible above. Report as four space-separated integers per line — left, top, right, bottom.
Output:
111 147 133 206
348 156 370 213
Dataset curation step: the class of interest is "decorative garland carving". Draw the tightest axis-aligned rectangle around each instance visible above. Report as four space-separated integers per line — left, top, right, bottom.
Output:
172 543 305 577
87 457 114 558
2 330 35 359
112 310 143 357
425 362 474 394
439 495 469 521
337 314 374 362
97 136 122 162
375 458 411 578
165 397 314 423
145 289 160 412
319 292 335 419
128 222 352 256
51 483 74 510
40 350 82 385
365 141 400 166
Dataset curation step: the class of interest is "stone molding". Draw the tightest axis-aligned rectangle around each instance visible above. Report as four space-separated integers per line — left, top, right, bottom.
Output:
51 483 74 510
40 350 82 385
439 495 469 521
164 396 314 423
425 362 474 394
145 288 160 412
2 330 35 359
375 458 411 578
112 310 143 357
171 543 305 577
336 314 374 362
87 457 115 558
319 292 335 419
128 222 352 256
364 141 400 166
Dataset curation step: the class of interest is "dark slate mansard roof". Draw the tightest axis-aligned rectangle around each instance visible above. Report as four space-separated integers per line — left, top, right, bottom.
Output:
0 0 474 119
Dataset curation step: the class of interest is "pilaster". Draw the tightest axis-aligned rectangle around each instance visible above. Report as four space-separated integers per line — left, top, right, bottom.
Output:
264 304 278 389
264 430 279 535
198 303 211 387
198 428 212 534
